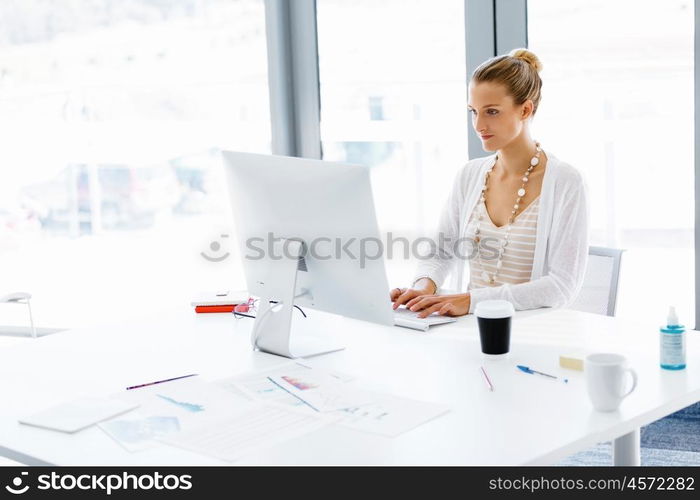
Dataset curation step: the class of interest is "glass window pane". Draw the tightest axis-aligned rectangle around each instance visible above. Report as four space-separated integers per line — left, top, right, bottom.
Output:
528 0 694 321
317 0 469 285
0 0 269 328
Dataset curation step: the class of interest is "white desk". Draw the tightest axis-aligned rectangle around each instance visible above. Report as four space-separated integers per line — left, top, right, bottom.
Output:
0 308 698 466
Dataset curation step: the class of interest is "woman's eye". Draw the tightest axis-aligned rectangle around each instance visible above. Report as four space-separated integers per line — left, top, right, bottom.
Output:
469 109 498 116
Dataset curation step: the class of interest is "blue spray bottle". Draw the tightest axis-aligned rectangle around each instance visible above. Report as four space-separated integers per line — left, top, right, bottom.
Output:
660 306 686 370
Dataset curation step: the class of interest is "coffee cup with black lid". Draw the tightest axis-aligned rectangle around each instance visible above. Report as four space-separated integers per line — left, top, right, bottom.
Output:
474 300 515 356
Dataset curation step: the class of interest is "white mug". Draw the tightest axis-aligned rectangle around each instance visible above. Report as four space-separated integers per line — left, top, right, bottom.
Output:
584 353 638 412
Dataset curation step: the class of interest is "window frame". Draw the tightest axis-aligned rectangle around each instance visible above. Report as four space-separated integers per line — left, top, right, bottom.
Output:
264 0 698 327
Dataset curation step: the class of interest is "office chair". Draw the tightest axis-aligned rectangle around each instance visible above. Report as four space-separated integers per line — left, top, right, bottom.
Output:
569 246 624 317
0 292 36 338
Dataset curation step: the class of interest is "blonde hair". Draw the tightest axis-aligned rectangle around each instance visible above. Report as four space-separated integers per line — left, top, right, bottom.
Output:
471 48 543 116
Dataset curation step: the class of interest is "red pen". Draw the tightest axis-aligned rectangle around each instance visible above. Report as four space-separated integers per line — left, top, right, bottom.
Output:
195 305 236 313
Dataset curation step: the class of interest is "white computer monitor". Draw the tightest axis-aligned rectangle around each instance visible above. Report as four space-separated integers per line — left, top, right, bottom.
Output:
223 151 394 358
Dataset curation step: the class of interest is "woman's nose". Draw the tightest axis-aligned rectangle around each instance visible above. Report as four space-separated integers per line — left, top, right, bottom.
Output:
474 114 486 133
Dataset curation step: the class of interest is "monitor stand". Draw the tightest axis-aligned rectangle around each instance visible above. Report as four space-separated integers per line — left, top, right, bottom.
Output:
249 240 345 359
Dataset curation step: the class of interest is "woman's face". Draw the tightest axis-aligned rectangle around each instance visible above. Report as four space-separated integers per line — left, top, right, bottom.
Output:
467 81 532 152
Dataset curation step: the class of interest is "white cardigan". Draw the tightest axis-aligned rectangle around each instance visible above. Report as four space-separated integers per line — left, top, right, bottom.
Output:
413 152 590 313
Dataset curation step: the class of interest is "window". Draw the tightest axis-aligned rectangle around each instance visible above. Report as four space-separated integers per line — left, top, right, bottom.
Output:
0 0 269 327
528 0 694 321
317 0 470 285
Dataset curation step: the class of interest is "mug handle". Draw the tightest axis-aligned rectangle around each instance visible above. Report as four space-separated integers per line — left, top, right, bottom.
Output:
620 368 638 399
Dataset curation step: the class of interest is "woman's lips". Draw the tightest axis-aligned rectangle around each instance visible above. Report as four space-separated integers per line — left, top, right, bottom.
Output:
481 135 494 140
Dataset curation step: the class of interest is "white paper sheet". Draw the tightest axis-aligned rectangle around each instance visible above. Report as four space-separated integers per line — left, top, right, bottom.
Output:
100 376 251 452
267 373 375 412
159 402 333 462
100 413 181 452
218 365 450 437
220 361 353 410
336 395 450 437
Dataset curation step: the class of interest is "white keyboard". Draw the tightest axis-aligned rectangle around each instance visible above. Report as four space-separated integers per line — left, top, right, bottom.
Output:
393 307 457 332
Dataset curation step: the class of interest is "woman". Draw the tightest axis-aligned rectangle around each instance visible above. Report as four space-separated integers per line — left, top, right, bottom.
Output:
391 48 589 318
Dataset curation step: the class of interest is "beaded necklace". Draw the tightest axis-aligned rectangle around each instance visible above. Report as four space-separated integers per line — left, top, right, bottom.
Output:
474 142 542 285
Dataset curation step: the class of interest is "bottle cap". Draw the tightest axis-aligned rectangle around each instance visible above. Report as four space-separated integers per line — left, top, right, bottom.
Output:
667 306 680 327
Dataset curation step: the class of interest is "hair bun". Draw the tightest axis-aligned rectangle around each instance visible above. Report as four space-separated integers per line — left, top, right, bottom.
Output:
509 48 543 73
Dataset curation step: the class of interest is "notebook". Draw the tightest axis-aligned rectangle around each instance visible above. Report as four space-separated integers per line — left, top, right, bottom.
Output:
19 397 139 433
190 290 248 307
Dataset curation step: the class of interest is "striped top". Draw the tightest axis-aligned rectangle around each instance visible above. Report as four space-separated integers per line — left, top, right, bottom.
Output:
466 195 540 289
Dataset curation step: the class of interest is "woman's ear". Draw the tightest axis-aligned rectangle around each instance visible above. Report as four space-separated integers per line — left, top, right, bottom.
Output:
521 100 534 121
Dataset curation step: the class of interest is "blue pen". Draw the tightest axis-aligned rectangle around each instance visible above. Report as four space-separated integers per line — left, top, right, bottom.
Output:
517 365 568 383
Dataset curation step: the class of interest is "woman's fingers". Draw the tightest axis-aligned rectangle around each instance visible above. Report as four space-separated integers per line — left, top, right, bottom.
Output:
406 294 437 309
394 290 469 318
392 289 419 309
438 302 456 316
417 301 446 318
409 295 441 311
404 295 422 309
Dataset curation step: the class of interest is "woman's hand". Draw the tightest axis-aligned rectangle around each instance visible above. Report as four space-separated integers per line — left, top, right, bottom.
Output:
390 278 436 310
404 293 471 318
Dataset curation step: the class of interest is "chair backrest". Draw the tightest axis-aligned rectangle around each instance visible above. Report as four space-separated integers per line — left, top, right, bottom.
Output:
569 246 624 316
